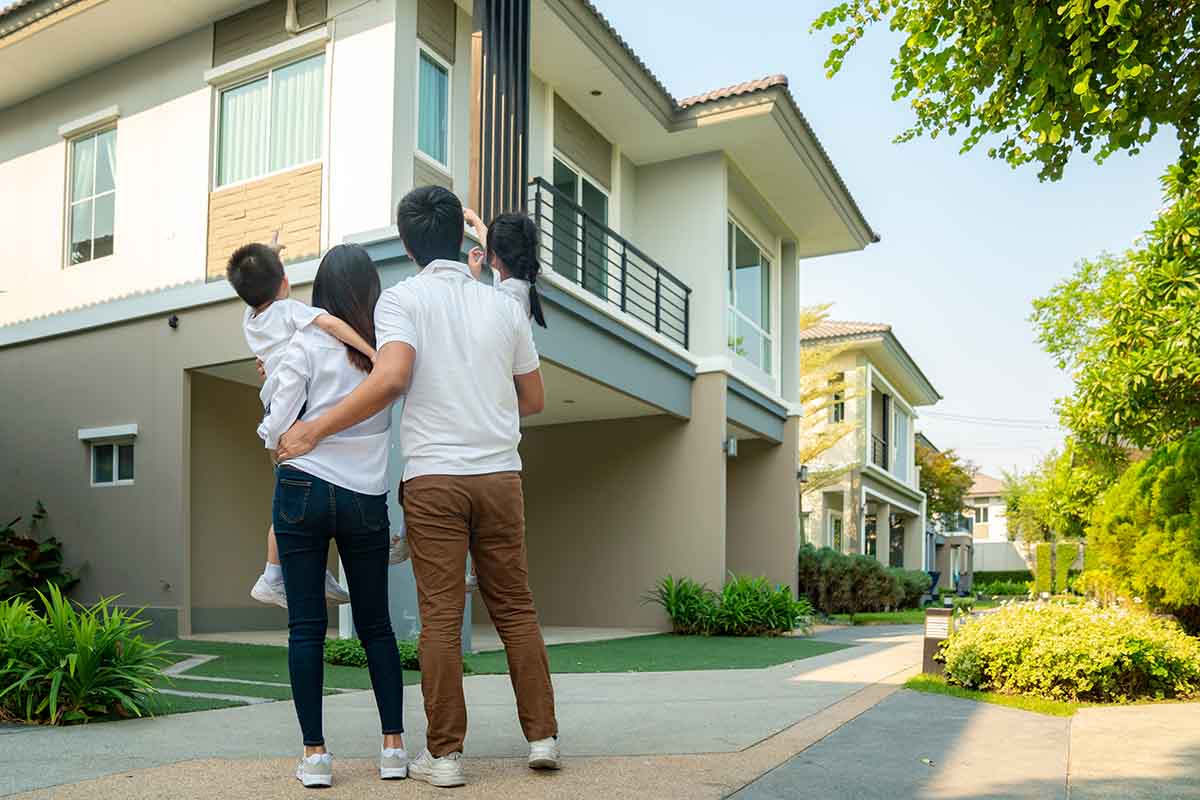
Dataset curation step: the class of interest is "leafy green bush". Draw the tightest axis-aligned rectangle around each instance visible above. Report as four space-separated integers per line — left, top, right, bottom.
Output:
0 586 167 724
973 570 1033 585
940 603 1200 703
1 503 79 602
975 579 1030 597
1077 570 1121 607
888 568 932 609
1089 429 1200 633
797 544 906 614
1033 543 1053 595
323 638 420 670
646 574 812 636
1082 543 1101 572
1055 542 1079 593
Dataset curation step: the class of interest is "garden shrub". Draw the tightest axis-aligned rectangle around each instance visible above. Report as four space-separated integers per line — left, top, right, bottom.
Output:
0 586 167 724
940 603 1200 703
1082 542 1101 572
973 570 1033 585
1 503 79 602
797 544 906 614
975 579 1030 597
1054 542 1079 593
1089 428 1200 633
323 638 420 670
888 568 932 609
1033 543 1053 595
1076 570 1120 607
646 574 812 636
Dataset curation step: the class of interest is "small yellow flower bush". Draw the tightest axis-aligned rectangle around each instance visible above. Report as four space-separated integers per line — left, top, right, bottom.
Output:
940 603 1200 703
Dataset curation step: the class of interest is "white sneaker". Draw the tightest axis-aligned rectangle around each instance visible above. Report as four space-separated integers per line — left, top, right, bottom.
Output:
465 573 478 594
388 533 411 565
379 747 409 780
528 737 560 770
295 752 333 788
408 748 466 788
250 574 287 609
324 570 350 604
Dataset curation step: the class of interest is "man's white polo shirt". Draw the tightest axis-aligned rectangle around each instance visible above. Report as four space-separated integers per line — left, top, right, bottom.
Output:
375 259 540 481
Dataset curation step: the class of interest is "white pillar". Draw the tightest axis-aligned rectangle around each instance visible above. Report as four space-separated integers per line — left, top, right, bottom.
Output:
875 502 891 566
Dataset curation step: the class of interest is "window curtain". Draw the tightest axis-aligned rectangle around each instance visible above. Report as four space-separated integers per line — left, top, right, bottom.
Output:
894 409 909 480
270 54 325 173
71 134 95 201
218 77 269 185
418 52 449 164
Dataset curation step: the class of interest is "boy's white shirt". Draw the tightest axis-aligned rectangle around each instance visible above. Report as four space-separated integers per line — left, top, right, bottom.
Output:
375 259 539 482
242 298 323 407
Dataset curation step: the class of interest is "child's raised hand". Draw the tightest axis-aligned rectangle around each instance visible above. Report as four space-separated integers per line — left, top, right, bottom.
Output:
467 247 486 279
268 230 287 256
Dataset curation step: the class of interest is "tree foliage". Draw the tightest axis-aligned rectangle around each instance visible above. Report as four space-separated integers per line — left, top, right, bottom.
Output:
915 443 975 518
799 305 858 497
1032 166 1200 450
812 1 1200 180
1002 441 1120 543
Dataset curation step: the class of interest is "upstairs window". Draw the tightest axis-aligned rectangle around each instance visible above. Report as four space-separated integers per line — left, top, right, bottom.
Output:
217 54 325 187
974 505 989 524
67 128 116 266
417 46 451 168
727 220 772 374
830 373 846 422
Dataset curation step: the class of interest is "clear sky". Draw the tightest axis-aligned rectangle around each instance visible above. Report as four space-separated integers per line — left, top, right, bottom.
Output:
593 0 1177 478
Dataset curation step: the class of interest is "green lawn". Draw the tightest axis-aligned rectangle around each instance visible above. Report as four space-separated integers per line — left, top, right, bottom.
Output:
464 634 848 674
905 674 1083 717
143 693 246 716
829 599 1003 626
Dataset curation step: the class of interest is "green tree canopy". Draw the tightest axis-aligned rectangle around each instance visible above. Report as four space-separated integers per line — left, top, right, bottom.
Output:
1002 440 1120 542
1032 166 1200 451
812 1 1200 180
916 443 975 518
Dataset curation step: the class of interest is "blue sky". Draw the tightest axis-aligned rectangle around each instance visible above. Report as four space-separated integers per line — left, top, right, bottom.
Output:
594 0 1176 477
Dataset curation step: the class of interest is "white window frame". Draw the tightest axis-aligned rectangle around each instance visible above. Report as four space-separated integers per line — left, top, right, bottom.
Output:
975 505 989 524
727 217 774 376
89 439 135 487
830 373 846 423
212 52 328 191
64 126 117 268
415 42 453 175
827 509 844 551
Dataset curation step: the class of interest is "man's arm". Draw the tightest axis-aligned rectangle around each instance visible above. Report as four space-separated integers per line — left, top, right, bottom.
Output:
276 342 414 460
514 368 544 417
313 313 378 364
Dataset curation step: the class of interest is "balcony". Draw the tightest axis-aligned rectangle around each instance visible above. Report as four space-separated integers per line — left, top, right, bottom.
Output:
871 434 889 470
528 177 691 348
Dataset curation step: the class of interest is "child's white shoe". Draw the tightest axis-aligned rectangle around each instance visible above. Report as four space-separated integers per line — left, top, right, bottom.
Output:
324 570 350 604
251 574 288 609
388 532 411 565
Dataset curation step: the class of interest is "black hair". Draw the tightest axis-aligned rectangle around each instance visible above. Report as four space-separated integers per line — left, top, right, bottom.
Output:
396 185 464 267
485 212 546 328
310 244 381 373
226 243 284 308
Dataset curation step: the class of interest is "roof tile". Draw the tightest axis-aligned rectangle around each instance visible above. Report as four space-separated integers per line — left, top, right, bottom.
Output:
799 320 891 342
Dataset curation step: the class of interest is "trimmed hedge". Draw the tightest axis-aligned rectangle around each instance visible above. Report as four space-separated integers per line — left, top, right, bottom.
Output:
1055 542 1079 593
323 638 419 670
973 570 1033 584
797 545 917 614
1082 543 1101 572
1034 543 1053 595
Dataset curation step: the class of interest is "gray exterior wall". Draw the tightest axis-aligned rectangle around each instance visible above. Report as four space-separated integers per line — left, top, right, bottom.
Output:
553 94 612 189
212 0 328 67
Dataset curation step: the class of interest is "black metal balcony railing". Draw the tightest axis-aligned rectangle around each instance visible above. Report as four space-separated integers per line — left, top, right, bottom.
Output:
527 177 691 348
871 434 889 470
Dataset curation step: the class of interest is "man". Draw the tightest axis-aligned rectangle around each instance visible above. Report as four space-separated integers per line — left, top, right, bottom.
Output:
277 186 559 788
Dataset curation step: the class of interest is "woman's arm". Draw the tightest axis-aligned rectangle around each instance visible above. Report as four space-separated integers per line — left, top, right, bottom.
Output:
313 313 378 364
257 337 311 450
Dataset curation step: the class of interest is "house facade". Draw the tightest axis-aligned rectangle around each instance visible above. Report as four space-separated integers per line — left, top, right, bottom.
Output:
966 473 1008 542
799 321 941 573
0 0 875 640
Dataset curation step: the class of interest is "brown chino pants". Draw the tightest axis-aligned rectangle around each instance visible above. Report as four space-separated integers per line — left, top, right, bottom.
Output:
402 471 557 756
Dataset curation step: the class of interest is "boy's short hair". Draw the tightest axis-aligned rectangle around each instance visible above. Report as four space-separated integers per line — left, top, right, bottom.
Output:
227 243 284 307
396 185 464 267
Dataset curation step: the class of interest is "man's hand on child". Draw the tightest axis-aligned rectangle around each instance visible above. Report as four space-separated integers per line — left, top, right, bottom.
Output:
256 359 266 380
277 419 318 461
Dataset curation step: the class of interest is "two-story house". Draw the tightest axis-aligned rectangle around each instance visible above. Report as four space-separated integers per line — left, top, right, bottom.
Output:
0 0 876 641
798 321 941 573
966 473 1008 542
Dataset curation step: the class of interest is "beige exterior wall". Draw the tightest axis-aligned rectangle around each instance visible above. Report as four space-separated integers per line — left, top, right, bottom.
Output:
205 163 323 279
553 94 613 189
726 417 800 591
474 372 728 629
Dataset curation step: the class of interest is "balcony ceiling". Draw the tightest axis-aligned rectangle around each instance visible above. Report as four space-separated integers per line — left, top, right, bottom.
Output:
0 0 254 110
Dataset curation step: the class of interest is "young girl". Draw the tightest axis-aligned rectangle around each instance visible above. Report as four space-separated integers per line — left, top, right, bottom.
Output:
465 208 547 328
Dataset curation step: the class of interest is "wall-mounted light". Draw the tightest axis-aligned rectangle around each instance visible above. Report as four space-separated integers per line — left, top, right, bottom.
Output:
168 314 180 330
590 89 603 96
797 464 809 483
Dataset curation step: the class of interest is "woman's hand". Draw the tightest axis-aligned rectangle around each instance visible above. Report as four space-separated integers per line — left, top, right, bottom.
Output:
256 358 266 380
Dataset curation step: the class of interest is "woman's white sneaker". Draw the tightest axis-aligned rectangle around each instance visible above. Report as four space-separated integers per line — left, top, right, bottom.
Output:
295 753 333 788
379 747 409 779
408 749 466 787
528 737 560 770
323 570 350 604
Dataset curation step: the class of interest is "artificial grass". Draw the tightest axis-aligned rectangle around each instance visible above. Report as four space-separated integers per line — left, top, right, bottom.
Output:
155 677 297 701
464 634 848 674
143 693 247 716
160 640 421 689
830 610 927 625
905 674 1083 717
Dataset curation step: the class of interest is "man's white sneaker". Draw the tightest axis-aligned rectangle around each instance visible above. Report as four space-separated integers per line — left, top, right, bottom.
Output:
408 749 466 788
528 737 560 770
465 573 478 593
295 752 333 788
250 574 287 609
324 570 350 604
379 747 409 780
388 533 411 565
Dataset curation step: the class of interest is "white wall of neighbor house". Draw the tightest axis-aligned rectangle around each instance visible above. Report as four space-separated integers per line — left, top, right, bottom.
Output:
0 29 214 326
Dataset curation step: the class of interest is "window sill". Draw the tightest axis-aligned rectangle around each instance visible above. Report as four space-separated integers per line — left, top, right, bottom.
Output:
203 26 330 87
415 149 452 177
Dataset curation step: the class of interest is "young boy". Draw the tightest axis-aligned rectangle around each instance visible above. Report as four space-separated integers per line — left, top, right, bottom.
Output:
228 234 374 609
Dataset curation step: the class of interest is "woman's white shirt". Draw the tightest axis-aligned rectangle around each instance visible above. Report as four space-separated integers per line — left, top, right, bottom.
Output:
258 327 390 496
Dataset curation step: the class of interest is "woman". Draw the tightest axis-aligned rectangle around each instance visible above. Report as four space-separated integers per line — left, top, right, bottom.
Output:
259 244 406 788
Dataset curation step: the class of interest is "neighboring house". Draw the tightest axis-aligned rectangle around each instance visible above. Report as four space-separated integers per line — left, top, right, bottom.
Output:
965 472 1008 542
0 0 876 640
914 433 975 591
798 321 941 574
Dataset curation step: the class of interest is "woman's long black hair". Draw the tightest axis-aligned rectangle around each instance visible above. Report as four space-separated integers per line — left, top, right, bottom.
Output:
310 243 381 372
485 212 547 328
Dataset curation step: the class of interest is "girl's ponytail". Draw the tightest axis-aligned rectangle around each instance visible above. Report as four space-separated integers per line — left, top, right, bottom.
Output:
486 212 548 328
